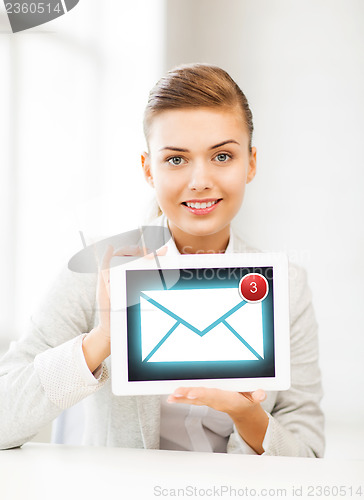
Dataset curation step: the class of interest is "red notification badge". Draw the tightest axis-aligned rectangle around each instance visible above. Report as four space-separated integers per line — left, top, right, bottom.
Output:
239 273 269 303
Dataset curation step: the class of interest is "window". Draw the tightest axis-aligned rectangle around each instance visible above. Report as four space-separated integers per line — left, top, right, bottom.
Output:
0 1 165 344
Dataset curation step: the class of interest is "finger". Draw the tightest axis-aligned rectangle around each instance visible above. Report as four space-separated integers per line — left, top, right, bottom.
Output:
101 244 115 271
99 245 114 302
238 392 255 403
113 244 144 257
251 389 266 403
156 245 168 256
167 386 199 402
167 387 265 415
144 246 168 260
167 387 237 412
112 245 167 258
139 227 148 256
238 390 266 403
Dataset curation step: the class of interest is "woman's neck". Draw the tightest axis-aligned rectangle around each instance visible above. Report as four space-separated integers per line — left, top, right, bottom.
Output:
168 222 231 254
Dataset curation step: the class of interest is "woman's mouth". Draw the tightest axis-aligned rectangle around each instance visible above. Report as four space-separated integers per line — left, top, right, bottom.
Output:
181 198 222 215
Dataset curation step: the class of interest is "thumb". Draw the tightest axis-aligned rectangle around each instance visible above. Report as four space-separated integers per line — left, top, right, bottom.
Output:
252 389 266 403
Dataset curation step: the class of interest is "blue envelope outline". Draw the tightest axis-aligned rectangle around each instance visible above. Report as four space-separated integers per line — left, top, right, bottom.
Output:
140 291 264 363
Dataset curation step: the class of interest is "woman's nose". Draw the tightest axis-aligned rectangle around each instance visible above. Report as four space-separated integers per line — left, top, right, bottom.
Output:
187 161 213 191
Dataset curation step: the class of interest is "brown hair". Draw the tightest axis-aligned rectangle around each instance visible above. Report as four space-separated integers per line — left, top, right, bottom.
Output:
143 63 254 152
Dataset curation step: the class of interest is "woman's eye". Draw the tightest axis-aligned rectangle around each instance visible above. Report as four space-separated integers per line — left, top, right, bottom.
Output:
215 153 230 162
168 156 185 166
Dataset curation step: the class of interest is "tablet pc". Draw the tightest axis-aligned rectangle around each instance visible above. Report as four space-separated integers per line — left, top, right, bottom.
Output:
110 252 290 395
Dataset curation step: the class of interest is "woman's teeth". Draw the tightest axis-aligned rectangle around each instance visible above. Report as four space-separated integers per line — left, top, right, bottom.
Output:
186 200 218 209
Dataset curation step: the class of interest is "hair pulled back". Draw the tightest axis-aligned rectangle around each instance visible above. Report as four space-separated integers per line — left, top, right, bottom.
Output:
143 63 254 152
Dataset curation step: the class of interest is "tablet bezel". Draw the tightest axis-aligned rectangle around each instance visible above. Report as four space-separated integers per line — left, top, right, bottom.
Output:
110 252 290 395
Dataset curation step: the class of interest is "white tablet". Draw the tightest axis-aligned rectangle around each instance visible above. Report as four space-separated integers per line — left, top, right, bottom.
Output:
110 252 290 395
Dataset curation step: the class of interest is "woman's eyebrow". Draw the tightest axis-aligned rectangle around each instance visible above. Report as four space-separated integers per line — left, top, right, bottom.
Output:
159 140 240 153
159 146 189 152
209 139 240 150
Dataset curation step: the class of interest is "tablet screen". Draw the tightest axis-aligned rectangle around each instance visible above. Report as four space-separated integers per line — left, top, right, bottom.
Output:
124 266 275 383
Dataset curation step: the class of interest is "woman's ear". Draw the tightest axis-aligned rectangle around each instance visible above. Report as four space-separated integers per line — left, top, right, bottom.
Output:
247 147 257 184
141 152 154 187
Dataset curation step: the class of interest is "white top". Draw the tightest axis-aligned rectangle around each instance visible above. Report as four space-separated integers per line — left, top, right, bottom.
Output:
158 218 268 453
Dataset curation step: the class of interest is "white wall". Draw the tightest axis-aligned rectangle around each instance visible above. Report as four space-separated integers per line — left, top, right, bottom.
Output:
0 0 165 341
165 0 364 430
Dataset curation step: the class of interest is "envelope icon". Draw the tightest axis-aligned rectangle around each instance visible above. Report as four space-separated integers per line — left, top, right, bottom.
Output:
139 288 264 363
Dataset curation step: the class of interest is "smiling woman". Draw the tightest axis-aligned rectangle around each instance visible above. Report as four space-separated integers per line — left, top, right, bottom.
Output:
140 64 257 257
0 63 324 458
141 107 256 254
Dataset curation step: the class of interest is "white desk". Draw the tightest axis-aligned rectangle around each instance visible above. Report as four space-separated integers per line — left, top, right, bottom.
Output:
1 443 363 500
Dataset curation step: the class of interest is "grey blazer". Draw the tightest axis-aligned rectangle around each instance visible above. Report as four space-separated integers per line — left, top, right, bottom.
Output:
0 226 324 456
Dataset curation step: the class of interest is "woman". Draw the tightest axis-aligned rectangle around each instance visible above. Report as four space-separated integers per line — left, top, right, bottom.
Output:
0 63 324 456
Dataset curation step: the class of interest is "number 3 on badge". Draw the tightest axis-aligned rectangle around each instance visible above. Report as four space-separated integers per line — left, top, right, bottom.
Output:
239 273 269 303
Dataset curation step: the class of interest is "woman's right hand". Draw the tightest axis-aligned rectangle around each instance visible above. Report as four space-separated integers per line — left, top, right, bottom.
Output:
82 243 167 374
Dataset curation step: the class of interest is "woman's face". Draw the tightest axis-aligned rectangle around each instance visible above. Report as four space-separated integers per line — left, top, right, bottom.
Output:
142 106 256 251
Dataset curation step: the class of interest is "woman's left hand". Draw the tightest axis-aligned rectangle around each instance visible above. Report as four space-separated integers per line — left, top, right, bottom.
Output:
167 387 269 454
167 387 266 417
